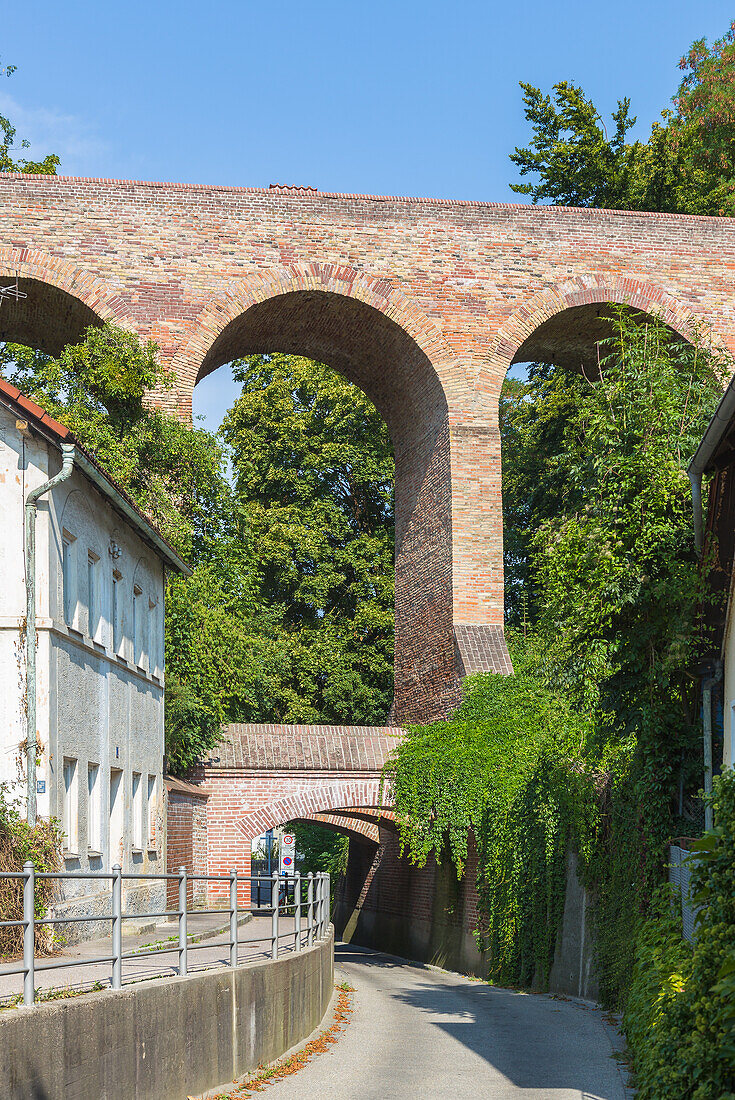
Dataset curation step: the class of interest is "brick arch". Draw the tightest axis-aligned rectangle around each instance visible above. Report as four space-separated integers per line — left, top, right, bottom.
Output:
474 274 704 410
295 813 381 845
171 263 463 725
170 261 462 414
0 246 133 330
236 780 388 842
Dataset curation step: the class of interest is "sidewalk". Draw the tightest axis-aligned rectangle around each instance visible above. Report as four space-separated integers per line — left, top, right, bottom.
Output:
0 909 300 1005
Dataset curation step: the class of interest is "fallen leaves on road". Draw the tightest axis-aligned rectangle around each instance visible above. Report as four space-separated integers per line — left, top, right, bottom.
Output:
200 983 355 1099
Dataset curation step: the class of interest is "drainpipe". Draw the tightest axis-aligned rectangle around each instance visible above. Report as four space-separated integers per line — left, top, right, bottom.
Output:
689 469 704 561
702 660 722 832
25 443 75 826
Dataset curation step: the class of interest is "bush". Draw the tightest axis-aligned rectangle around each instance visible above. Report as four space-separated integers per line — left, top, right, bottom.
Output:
624 769 735 1099
0 786 62 957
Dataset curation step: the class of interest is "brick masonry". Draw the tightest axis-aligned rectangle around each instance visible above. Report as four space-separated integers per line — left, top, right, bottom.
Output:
186 724 397 903
165 776 209 908
5 177 732 719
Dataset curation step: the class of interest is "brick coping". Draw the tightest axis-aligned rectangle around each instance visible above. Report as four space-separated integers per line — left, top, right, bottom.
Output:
2 172 733 224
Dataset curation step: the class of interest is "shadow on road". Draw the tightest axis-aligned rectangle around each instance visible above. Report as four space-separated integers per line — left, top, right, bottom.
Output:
335 942 626 1100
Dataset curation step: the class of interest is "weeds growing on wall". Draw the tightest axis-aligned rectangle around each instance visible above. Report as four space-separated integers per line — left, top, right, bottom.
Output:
0 785 62 957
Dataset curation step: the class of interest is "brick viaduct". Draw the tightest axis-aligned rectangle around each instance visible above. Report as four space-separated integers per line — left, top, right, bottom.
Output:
5 174 735 722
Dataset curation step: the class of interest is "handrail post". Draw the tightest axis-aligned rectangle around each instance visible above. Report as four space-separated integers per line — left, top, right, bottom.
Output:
325 872 330 935
271 870 279 960
307 872 314 947
178 866 188 976
111 862 122 990
229 869 238 968
294 873 301 950
319 873 324 938
323 873 328 937
22 860 35 1006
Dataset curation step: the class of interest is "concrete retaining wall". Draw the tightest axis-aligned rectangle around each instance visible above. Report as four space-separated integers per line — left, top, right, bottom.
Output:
0 931 334 1100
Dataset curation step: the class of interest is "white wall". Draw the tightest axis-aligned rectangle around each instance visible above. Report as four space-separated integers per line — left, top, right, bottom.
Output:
0 405 168 898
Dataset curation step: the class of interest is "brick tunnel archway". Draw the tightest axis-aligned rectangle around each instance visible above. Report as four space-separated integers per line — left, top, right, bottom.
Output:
175 264 466 724
236 779 387 843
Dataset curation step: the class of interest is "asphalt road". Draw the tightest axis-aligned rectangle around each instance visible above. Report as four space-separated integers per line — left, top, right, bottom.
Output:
267 943 630 1100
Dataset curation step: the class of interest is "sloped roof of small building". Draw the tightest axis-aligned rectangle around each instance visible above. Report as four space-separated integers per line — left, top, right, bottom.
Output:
208 724 405 772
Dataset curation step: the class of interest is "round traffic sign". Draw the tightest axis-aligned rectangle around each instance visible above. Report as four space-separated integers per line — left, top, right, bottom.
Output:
283 834 295 846
282 855 293 866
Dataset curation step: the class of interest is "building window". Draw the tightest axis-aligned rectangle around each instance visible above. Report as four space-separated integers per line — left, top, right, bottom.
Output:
147 774 157 846
109 768 124 867
132 772 143 851
133 585 144 667
62 758 79 853
87 551 100 641
148 598 158 675
112 570 122 655
87 763 100 852
62 532 77 628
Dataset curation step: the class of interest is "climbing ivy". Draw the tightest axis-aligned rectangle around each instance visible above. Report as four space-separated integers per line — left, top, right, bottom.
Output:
383 637 597 986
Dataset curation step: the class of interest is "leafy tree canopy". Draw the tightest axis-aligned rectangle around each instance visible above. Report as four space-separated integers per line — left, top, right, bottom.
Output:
510 21 735 215
1 61 59 175
222 354 395 727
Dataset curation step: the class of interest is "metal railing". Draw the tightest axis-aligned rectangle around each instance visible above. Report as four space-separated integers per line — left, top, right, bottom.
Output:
669 843 699 943
0 864 330 1007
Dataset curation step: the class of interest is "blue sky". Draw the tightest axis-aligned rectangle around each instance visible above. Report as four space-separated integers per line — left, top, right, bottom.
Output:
3 1 733 426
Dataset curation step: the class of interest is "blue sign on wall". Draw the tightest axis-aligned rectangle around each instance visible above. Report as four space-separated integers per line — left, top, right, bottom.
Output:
36 780 45 794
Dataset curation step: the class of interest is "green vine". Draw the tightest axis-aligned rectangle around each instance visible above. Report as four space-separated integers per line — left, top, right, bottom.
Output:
383 641 597 988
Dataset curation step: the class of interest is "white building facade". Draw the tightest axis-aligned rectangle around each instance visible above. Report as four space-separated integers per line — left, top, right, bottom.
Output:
0 381 189 936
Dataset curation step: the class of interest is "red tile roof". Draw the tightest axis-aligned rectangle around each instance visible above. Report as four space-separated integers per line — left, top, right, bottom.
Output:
0 378 72 439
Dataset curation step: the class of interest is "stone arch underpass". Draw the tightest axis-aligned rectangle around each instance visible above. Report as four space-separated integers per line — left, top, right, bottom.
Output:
193 722 486 970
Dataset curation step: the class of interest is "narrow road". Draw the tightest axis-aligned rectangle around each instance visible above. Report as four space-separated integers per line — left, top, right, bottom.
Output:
268 944 630 1100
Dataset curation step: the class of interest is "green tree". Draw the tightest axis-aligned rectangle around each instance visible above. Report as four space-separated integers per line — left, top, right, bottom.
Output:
288 821 349 880
510 81 643 208
1 62 59 174
510 21 735 215
222 354 395 726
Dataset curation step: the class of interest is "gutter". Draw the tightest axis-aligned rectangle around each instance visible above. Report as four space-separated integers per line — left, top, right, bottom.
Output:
25 443 76 826
702 661 723 832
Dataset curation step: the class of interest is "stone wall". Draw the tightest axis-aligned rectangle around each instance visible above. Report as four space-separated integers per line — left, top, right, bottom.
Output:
0 930 334 1100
